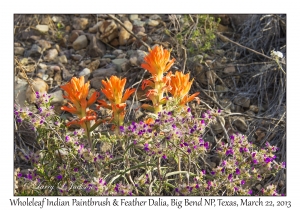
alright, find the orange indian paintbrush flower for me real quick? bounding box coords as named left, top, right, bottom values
left=98, top=75, right=135, bottom=127
left=141, top=45, right=175, bottom=114
left=169, top=71, right=200, bottom=107
left=141, top=45, right=175, bottom=81
left=61, top=76, right=99, bottom=121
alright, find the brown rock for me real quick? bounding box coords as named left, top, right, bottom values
left=44, top=49, right=58, bottom=62
left=90, top=77, right=105, bottom=90
left=53, top=70, right=62, bottom=86
left=211, top=116, right=225, bottom=134
left=62, top=68, right=74, bottom=81
left=88, top=21, right=102, bottom=33
left=249, top=105, right=259, bottom=113
left=87, top=59, right=100, bottom=72
left=25, top=78, right=49, bottom=104
left=35, top=39, right=52, bottom=50
left=224, top=64, right=236, bottom=74
left=97, top=20, right=118, bottom=43
left=233, top=96, right=250, bottom=108
left=86, top=34, right=106, bottom=57
left=119, top=20, right=133, bottom=45
left=72, top=17, right=89, bottom=30
left=233, top=117, right=247, bottom=132
left=73, top=35, right=88, bottom=50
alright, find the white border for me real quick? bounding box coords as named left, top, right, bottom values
left=3, top=0, right=298, bottom=209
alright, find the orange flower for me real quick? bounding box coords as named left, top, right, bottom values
left=98, top=76, right=135, bottom=127
left=101, top=76, right=135, bottom=104
left=141, top=45, right=175, bottom=80
left=61, top=76, right=99, bottom=119
left=169, top=71, right=200, bottom=107
left=144, top=118, right=155, bottom=125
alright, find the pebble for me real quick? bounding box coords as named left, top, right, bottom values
left=86, top=34, right=106, bottom=57
left=119, top=20, right=133, bottom=45
left=90, top=77, right=105, bottom=89
left=36, top=25, right=49, bottom=33
left=52, top=16, right=63, bottom=23
left=132, top=19, right=145, bottom=27
left=79, top=68, right=91, bottom=77
left=112, top=58, right=129, bottom=72
left=25, top=78, right=49, bottom=104
left=25, top=44, right=42, bottom=57
left=38, top=63, right=48, bottom=70
left=146, top=19, right=160, bottom=27
left=35, top=39, right=52, bottom=50
left=73, top=35, right=88, bottom=50
left=57, top=55, right=68, bottom=64
left=72, top=17, right=89, bottom=30
left=224, top=64, right=236, bottom=74
left=49, top=90, right=65, bottom=104
left=129, top=15, right=139, bottom=21
left=44, top=49, right=58, bottom=62
left=14, top=47, right=25, bottom=55
left=71, top=54, right=82, bottom=61
left=93, top=67, right=118, bottom=78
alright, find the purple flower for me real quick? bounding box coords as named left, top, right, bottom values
left=226, top=148, right=234, bottom=156
left=222, top=160, right=227, bottom=166
left=235, top=168, right=240, bottom=175
left=204, top=142, right=209, bottom=150
left=234, top=186, right=239, bottom=191
left=221, top=167, right=225, bottom=174
left=201, top=169, right=206, bottom=175
left=211, top=171, right=216, bottom=175
left=57, top=175, right=62, bottom=180
left=144, top=143, right=149, bottom=151
left=241, top=180, right=245, bottom=185
left=187, top=108, right=191, bottom=112
left=17, top=173, right=22, bottom=178
left=119, top=126, right=124, bottom=133
left=248, top=189, right=253, bottom=195
left=252, top=159, right=258, bottom=164
left=65, top=136, right=70, bottom=142
left=228, top=174, right=233, bottom=181
left=74, top=168, right=78, bottom=172
left=252, top=152, right=256, bottom=157
left=264, top=157, right=271, bottom=163
left=281, top=162, right=286, bottom=168
left=230, top=135, right=235, bottom=140
left=162, top=154, right=167, bottom=159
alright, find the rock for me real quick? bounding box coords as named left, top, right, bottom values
left=112, top=58, right=129, bottom=72
left=14, top=78, right=28, bottom=107
left=49, top=90, right=65, bottom=104
left=56, top=55, right=68, bottom=64
left=87, top=60, right=100, bottom=71
left=35, top=39, right=52, bottom=50
left=73, top=35, right=88, bottom=50
left=69, top=30, right=80, bottom=43
left=211, top=116, right=225, bottom=134
left=25, top=78, right=49, bottom=104
left=38, top=63, right=48, bottom=70
left=93, top=67, right=118, bottom=78
left=36, top=25, right=49, bottom=33
left=129, top=15, right=139, bottom=21
left=129, top=50, right=146, bottom=66
left=112, top=49, right=123, bottom=56
left=146, top=19, right=160, bottom=27
left=224, top=64, right=236, bottom=74
left=119, top=20, right=133, bottom=46
left=249, top=105, right=259, bottom=113
left=53, top=70, right=62, bottom=85
left=71, top=54, right=82, bottom=61
left=90, top=77, right=104, bottom=89
left=14, top=47, right=25, bottom=55
left=72, top=17, right=89, bottom=30
left=86, top=34, right=106, bottom=57
left=62, top=68, right=74, bottom=81
left=79, top=68, right=91, bottom=77
left=88, top=21, right=102, bottom=33
left=25, top=44, right=42, bottom=57
left=219, top=98, right=233, bottom=112
left=132, top=25, right=145, bottom=34
left=216, top=85, right=229, bottom=92
left=52, top=16, right=63, bottom=23
left=233, top=117, right=247, bottom=133
left=133, top=19, right=146, bottom=27
left=255, top=129, right=266, bottom=142
left=233, top=96, right=250, bottom=108
left=44, top=49, right=58, bottom=62
left=97, top=20, right=118, bottom=43
left=20, top=58, right=28, bottom=65
left=47, top=65, right=60, bottom=77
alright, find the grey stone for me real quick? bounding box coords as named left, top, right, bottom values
left=146, top=19, right=160, bottom=27
left=57, top=55, right=68, bottom=64
left=90, top=77, right=104, bottom=89
left=86, top=34, right=106, bottom=57
left=49, top=90, right=64, bottom=104
left=72, top=17, right=89, bottom=30
left=93, top=67, right=118, bottom=78
left=44, top=49, right=58, bottom=62
left=36, top=25, right=49, bottom=33
left=73, top=35, right=88, bottom=51
left=129, top=15, right=139, bottom=21
left=112, top=58, right=128, bottom=72
left=25, top=44, right=42, bottom=57
left=132, top=19, right=145, bottom=27
left=79, top=68, right=91, bottom=77
left=14, top=47, right=25, bottom=55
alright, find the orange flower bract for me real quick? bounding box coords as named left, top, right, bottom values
left=141, top=45, right=175, bottom=80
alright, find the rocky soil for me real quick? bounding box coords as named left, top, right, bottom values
left=14, top=14, right=286, bottom=194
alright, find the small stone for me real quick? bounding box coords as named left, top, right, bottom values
left=211, top=116, right=225, bottom=134
left=132, top=19, right=145, bottom=27
left=97, top=20, right=118, bottom=43
left=53, top=70, right=62, bottom=85
left=72, top=17, right=89, bottom=30
left=129, top=15, right=139, bottom=21
left=112, top=49, right=123, bottom=56
left=25, top=78, right=49, bottom=104
left=233, top=117, right=247, bottom=133
left=216, top=85, right=229, bottom=92
left=79, top=68, right=91, bottom=77
left=14, top=47, right=25, bottom=55
left=73, top=35, right=88, bottom=50
left=20, top=58, right=28, bottom=65
left=87, top=60, right=100, bottom=72
left=93, top=67, right=118, bottom=78
left=233, top=96, right=250, bottom=108
left=57, top=55, right=68, bottom=64
left=249, top=105, right=259, bottom=113
left=86, top=34, right=106, bottom=57
left=25, top=44, right=42, bottom=57
left=149, top=15, right=162, bottom=20
left=119, top=20, right=133, bottom=46
left=52, top=16, right=63, bottom=23
left=35, top=39, right=52, bottom=50
left=90, top=77, right=105, bottom=89
left=112, top=58, right=129, bottom=72
left=44, top=49, right=58, bottom=62
left=36, top=25, right=49, bottom=33
left=69, top=31, right=80, bottom=43
left=256, top=184, right=262, bottom=191
left=49, top=90, right=64, bottom=104
left=71, top=54, right=82, bottom=61
left=38, top=63, right=48, bottom=70
left=255, top=129, right=266, bottom=142
left=224, top=64, right=236, bottom=74
left=132, top=25, right=145, bottom=34
left=146, top=19, right=160, bottom=27
left=62, top=68, right=74, bottom=81
left=88, top=21, right=102, bottom=33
